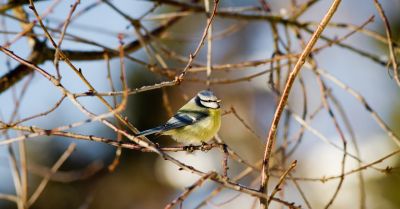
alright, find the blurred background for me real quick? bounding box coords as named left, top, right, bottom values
left=0, top=0, right=400, bottom=208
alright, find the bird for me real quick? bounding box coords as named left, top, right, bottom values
left=136, top=90, right=221, bottom=145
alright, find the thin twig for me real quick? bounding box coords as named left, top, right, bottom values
left=268, top=160, right=297, bottom=204
left=260, top=1, right=342, bottom=208
left=164, top=172, right=217, bottom=209
left=176, top=0, right=220, bottom=82
left=372, top=0, right=399, bottom=86
left=27, top=143, right=77, bottom=206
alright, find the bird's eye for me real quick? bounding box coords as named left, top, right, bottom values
left=201, top=99, right=217, bottom=102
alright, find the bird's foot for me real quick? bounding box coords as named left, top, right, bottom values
left=183, top=144, right=195, bottom=153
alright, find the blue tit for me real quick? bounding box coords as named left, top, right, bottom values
left=136, top=90, right=221, bottom=144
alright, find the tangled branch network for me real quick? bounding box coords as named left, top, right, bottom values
left=0, top=0, right=399, bottom=209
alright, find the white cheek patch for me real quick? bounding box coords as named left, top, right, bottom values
left=200, top=100, right=219, bottom=109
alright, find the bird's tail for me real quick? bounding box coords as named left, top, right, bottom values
left=136, top=126, right=164, bottom=137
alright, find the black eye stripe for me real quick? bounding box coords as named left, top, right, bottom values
left=199, top=98, right=217, bottom=102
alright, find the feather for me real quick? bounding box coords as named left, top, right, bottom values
left=161, top=111, right=208, bottom=131
left=136, top=110, right=208, bottom=136
left=136, top=125, right=165, bottom=136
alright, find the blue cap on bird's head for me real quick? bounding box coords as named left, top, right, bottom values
left=196, top=90, right=221, bottom=109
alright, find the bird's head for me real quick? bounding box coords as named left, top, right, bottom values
left=196, top=90, right=221, bottom=109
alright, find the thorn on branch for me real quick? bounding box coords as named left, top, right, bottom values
left=131, top=19, right=141, bottom=28
left=183, top=145, right=196, bottom=153
left=384, top=166, right=392, bottom=174
left=174, top=75, right=183, bottom=85
left=44, top=129, right=52, bottom=136
left=154, top=143, right=160, bottom=148
left=84, top=89, right=95, bottom=96
left=258, top=0, right=271, bottom=12
left=118, top=33, right=125, bottom=45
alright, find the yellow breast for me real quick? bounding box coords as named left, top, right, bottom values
left=163, top=108, right=221, bottom=144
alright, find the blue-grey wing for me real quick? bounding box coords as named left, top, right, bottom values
left=161, top=111, right=208, bottom=131
left=137, top=111, right=208, bottom=136
left=136, top=126, right=165, bottom=136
